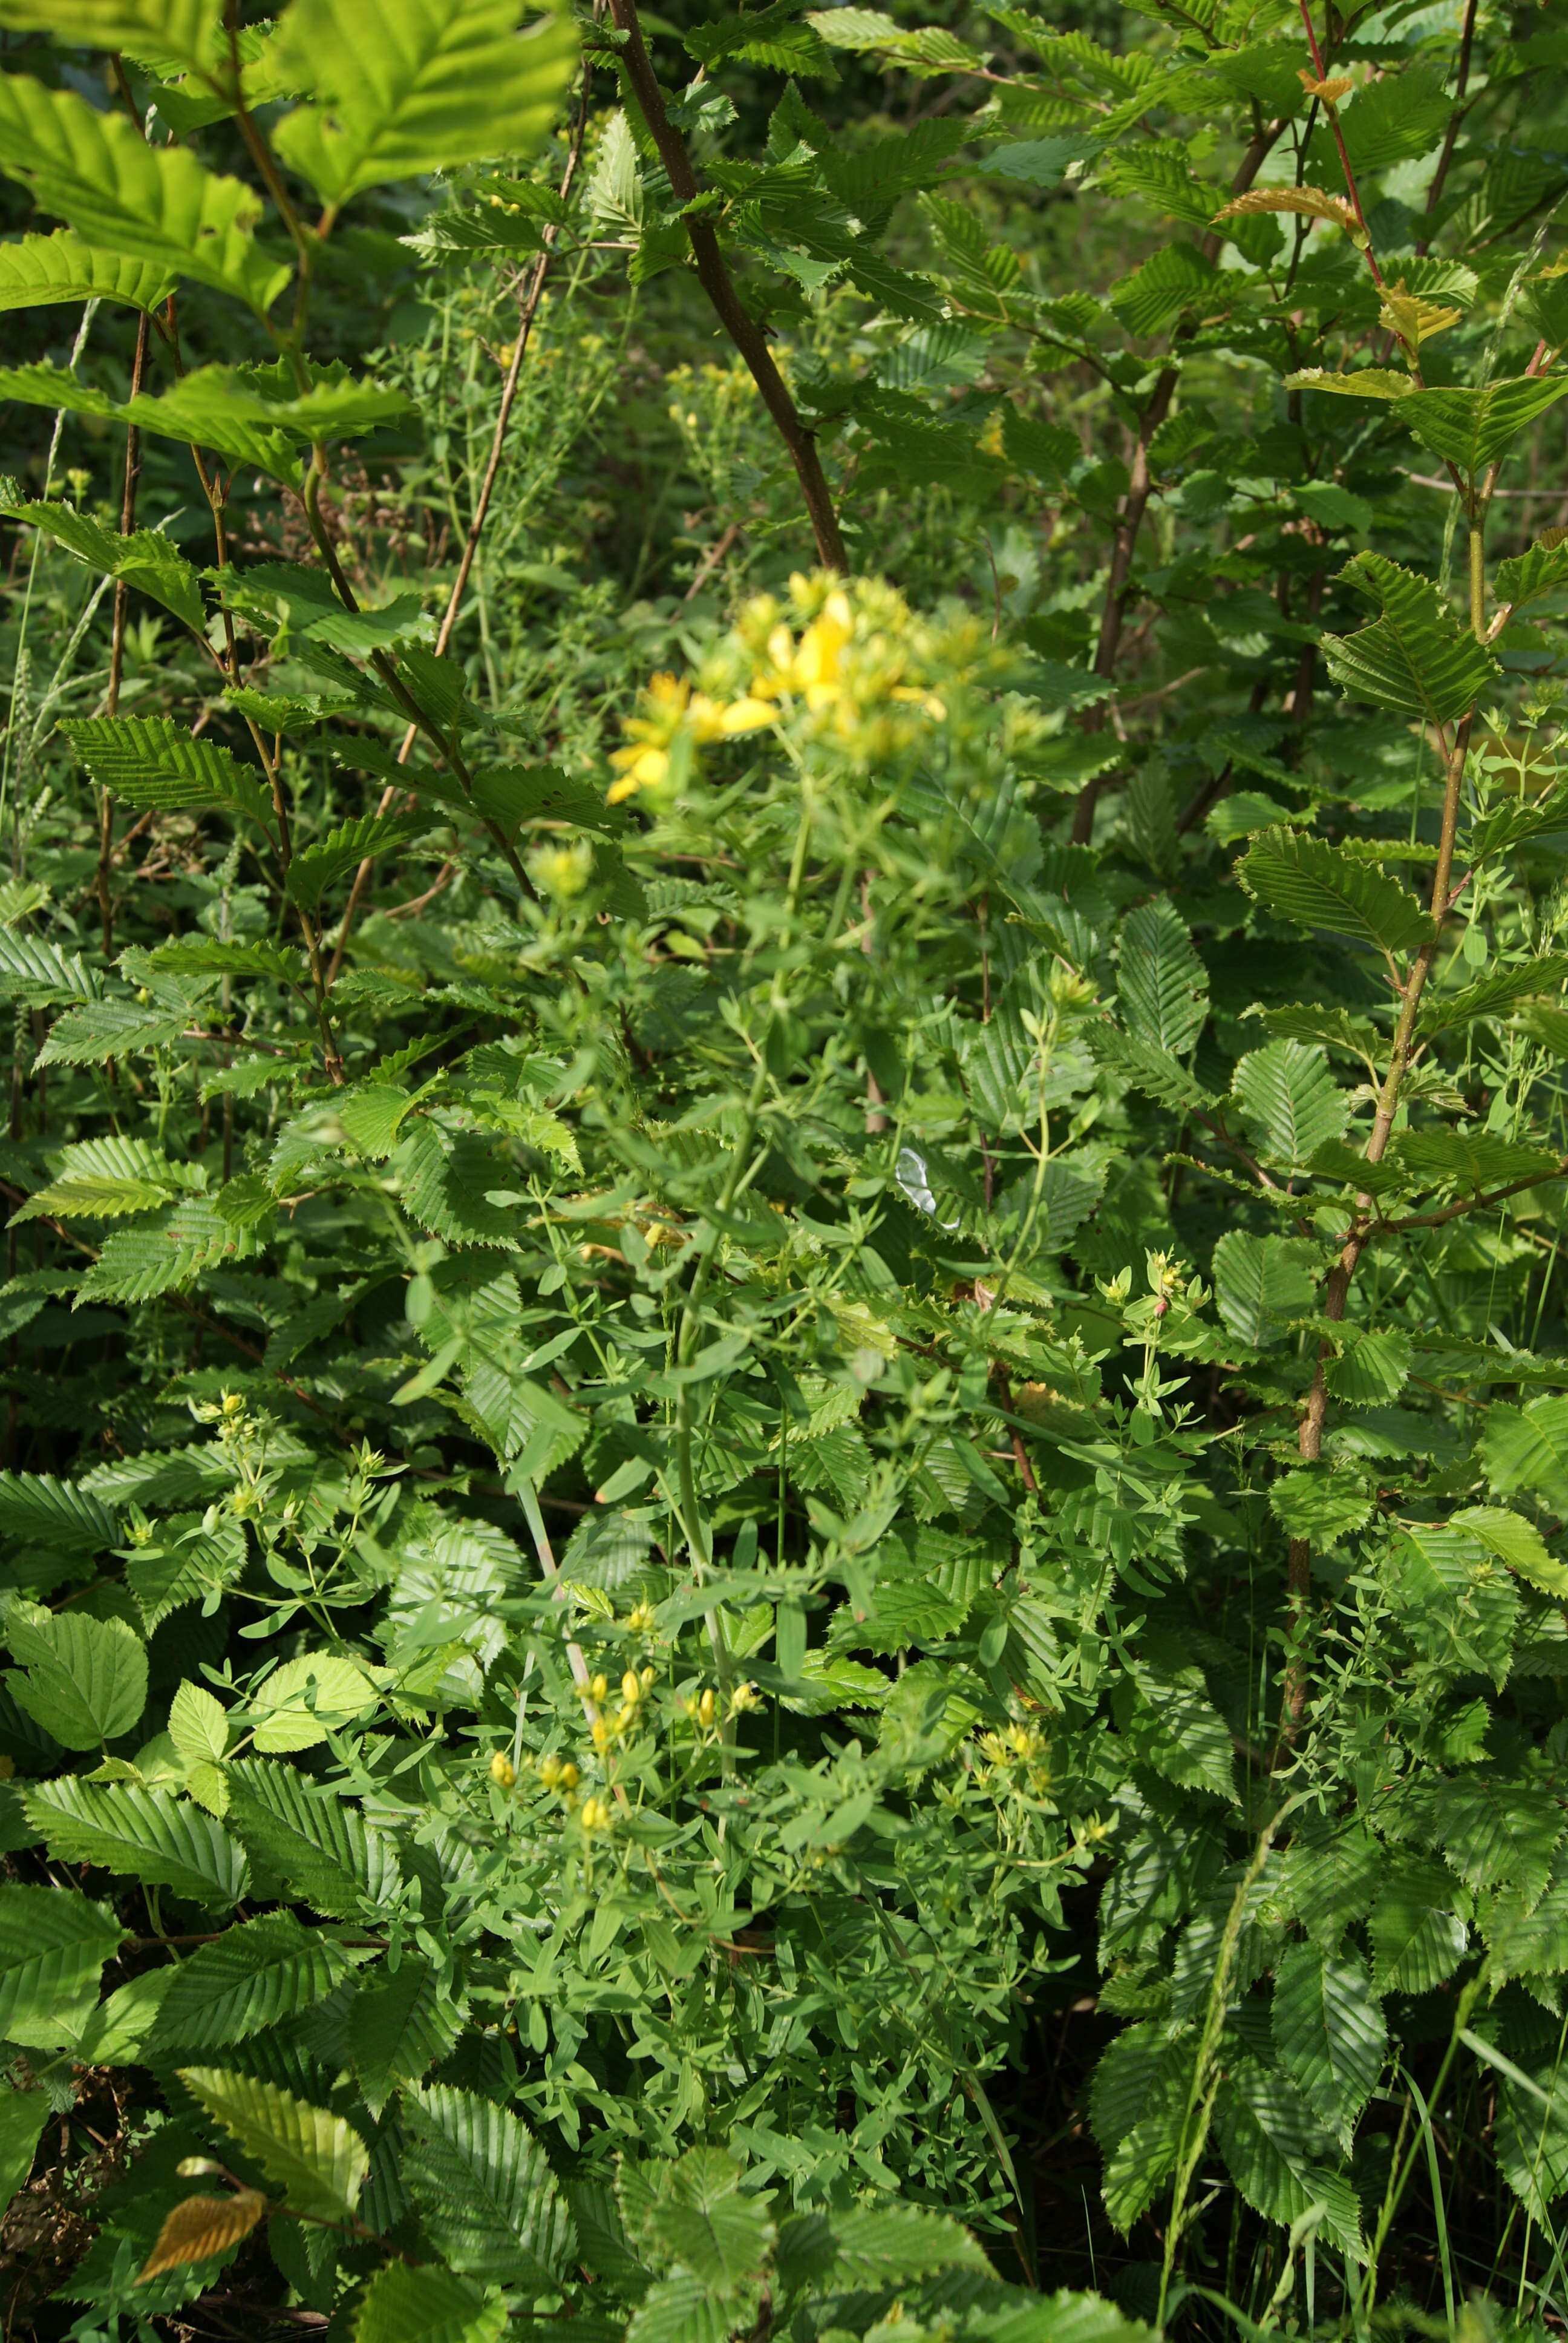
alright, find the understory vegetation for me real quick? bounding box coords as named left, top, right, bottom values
left=0, top=0, right=1563, bottom=2330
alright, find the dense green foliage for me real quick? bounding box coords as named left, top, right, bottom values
left=0, top=0, right=1564, bottom=2330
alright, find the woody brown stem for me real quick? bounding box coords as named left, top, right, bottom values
left=326, top=73, right=593, bottom=986
left=98, top=305, right=151, bottom=955
left=1070, top=118, right=1281, bottom=845
left=1278, top=709, right=1473, bottom=1748
left=605, top=0, right=846, bottom=571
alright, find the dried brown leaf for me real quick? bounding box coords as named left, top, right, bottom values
left=137, top=2188, right=267, bottom=2282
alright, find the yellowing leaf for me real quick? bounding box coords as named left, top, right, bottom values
left=250, top=1653, right=375, bottom=1752
left=138, top=2187, right=267, bottom=2281
left=1213, top=186, right=1362, bottom=241
left=1379, top=280, right=1462, bottom=349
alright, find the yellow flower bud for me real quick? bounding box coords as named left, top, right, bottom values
left=640, top=1666, right=656, bottom=1693
left=489, top=1751, right=516, bottom=1789
left=538, top=1754, right=563, bottom=1788
left=560, top=1762, right=580, bottom=1789
left=590, top=1674, right=609, bottom=1703
left=697, top=1688, right=717, bottom=1729
left=591, top=1717, right=610, bottom=1752
left=621, top=1670, right=642, bottom=1706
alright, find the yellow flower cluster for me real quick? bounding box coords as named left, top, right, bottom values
left=607, top=673, right=777, bottom=804
left=607, top=573, right=966, bottom=805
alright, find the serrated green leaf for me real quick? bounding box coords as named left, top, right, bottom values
left=0, top=1469, right=117, bottom=1547
left=1422, top=955, right=1568, bottom=1034
left=0, top=500, right=203, bottom=631
left=1238, top=828, right=1434, bottom=955
left=148, top=1913, right=351, bottom=2051
left=225, top=1756, right=397, bottom=1920
left=0, top=2089, right=47, bottom=2215
left=1269, top=1469, right=1373, bottom=1545
left=35, top=1001, right=191, bottom=1067
left=272, top=0, right=578, bottom=205
left=0, top=0, right=224, bottom=73
left=286, top=810, right=439, bottom=903
left=1117, top=896, right=1207, bottom=1057
left=1272, top=1940, right=1385, bottom=2144
left=0, top=227, right=175, bottom=314
left=5, top=1601, right=146, bottom=1749
left=1322, top=553, right=1500, bottom=724
left=1232, top=1040, right=1348, bottom=1173
left=25, top=1778, right=248, bottom=1905
left=1214, top=2059, right=1363, bottom=2257
left=0, top=927, right=99, bottom=1008
left=1118, top=1660, right=1235, bottom=1801
left=1452, top=1504, right=1568, bottom=1597
left=19, top=1135, right=191, bottom=1219
left=354, top=2261, right=506, bottom=2343
left=1482, top=1395, right=1568, bottom=1513
left=1370, top=1856, right=1467, bottom=1991
left=59, top=716, right=273, bottom=825
left=0, top=74, right=289, bottom=314
left=403, top=2084, right=577, bottom=2286
left=1399, top=376, right=1568, bottom=481
left=76, top=1199, right=269, bottom=1303
left=1325, top=1327, right=1411, bottom=1406
left=0, top=1884, right=125, bottom=2050
left=181, top=2066, right=368, bottom=2217
left=1211, top=1230, right=1318, bottom=1349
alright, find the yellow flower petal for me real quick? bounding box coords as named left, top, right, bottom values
left=717, top=697, right=779, bottom=734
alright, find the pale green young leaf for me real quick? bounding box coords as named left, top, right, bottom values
left=168, top=1680, right=230, bottom=1764
left=0, top=77, right=290, bottom=314
left=24, top=1779, right=249, bottom=1905
left=1271, top=1940, right=1385, bottom=2145
left=1451, top=1505, right=1568, bottom=1596
left=250, top=1652, right=376, bottom=1752
left=354, top=2261, right=506, bottom=2343
left=0, top=0, right=224, bottom=73
left=272, top=0, right=579, bottom=205
left=0, top=1884, right=125, bottom=2049
left=180, top=2066, right=369, bottom=2218
left=12, top=1135, right=188, bottom=1221
left=403, top=2083, right=578, bottom=2286
left=0, top=228, right=175, bottom=314
left=5, top=1602, right=147, bottom=1749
